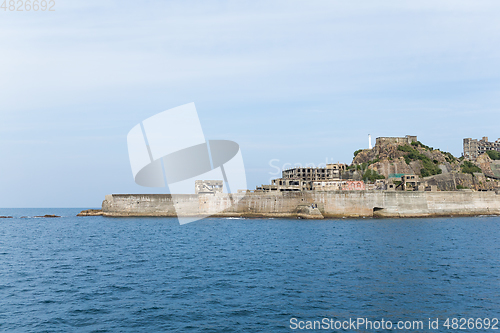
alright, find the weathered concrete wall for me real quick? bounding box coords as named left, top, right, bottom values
left=102, top=191, right=500, bottom=219
left=103, top=194, right=197, bottom=216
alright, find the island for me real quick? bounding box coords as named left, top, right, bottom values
left=80, top=135, right=500, bottom=219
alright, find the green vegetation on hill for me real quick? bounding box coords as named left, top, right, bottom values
left=397, top=144, right=442, bottom=177
left=353, top=149, right=363, bottom=157
left=410, top=141, right=456, bottom=163
left=486, top=150, right=500, bottom=160
left=461, top=161, right=482, bottom=175
left=362, top=169, right=385, bottom=182
left=411, top=141, right=433, bottom=151
left=442, top=151, right=457, bottom=163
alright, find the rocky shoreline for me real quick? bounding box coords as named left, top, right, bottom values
left=77, top=209, right=103, bottom=216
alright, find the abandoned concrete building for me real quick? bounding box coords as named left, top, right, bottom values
left=256, top=164, right=361, bottom=193
left=255, top=179, right=310, bottom=192
left=282, top=163, right=347, bottom=181
left=391, top=174, right=437, bottom=192
left=255, top=170, right=439, bottom=193
left=463, top=137, right=500, bottom=160
left=397, top=175, right=419, bottom=191
left=376, top=135, right=417, bottom=146
left=312, top=180, right=365, bottom=191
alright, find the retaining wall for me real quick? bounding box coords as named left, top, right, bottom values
left=102, top=191, right=500, bottom=218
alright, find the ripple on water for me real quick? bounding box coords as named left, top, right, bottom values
left=0, top=212, right=498, bottom=332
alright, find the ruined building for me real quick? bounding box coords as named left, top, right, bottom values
left=282, top=163, right=347, bottom=181
left=195, top=180, right=223, bottom=194
left=463, top=137, right=500, bottom=160
left=375, top=135, right=417, bottom=146
left=256, top=163, right=361, bottom=192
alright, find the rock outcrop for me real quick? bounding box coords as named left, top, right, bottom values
left=77, top=209, right=103, bottom=216
left=476, top=153, right=500, bottom=180
left=424, top=173, right=473, bottom=191
left=353, top=140, right=466, bottom=180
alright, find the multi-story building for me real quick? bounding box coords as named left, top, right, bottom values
left=256, top=164, right=354, bottom=192
left=463, top=137, right=500, bottom=160
left=281, top=163, right=347, bottom=181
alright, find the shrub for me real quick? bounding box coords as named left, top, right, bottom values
left=461, top=161, right=482, bottom=175
left=398, top=145, right=414, bottom=153
left=411, top=141, right=433, bottom=150
left=486, top=150, right=500, bottom=160
left=399, top=145, right=442, bottom=176
left=421, top=169, right=430, bottom=177
left=443, top=152, right=457, bottom=163
left=421, top=160, right=442, bottom=176
left=354, top=149, right=363, bottom=157
left=362, top=169, right=385, bottom=182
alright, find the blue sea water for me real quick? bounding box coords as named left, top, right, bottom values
left=0, top=209, right=499, bottom=332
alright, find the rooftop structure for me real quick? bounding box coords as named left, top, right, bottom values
left=375, top=135, right=417, bottom=147
left=463, top=137, right=500, bottom=160
left=195, top=180, right=223, bottom=194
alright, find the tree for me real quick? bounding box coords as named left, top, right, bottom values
left=362, top=169, right=385, bottom=182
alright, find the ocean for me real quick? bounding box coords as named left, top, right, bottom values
left=0, top=209, right=499, bottom=332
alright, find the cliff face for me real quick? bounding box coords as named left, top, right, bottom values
left=352, top=141, right=403, bottom=164
left=425, top=173, right=473, bottom=191
left=368, top=158, right=415, bottom=178
left=476, top=153, right=500, bottom=180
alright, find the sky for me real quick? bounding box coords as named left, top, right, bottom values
left=1, top=0, right=500, bottom=207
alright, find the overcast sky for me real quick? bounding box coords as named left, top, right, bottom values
left=1, top=0, right=500, bottom=207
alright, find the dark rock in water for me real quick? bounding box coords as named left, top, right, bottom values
left=77, top=209, right=103, bottom=216
left=0, top=216, right=13, bottom=218
left=34, top=215, right=61, bottom=218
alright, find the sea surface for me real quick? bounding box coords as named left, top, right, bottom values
left=0, top=209, right=499, bottom=332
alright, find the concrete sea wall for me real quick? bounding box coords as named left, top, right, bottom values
left=101, top=191, right=500, bottom=219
